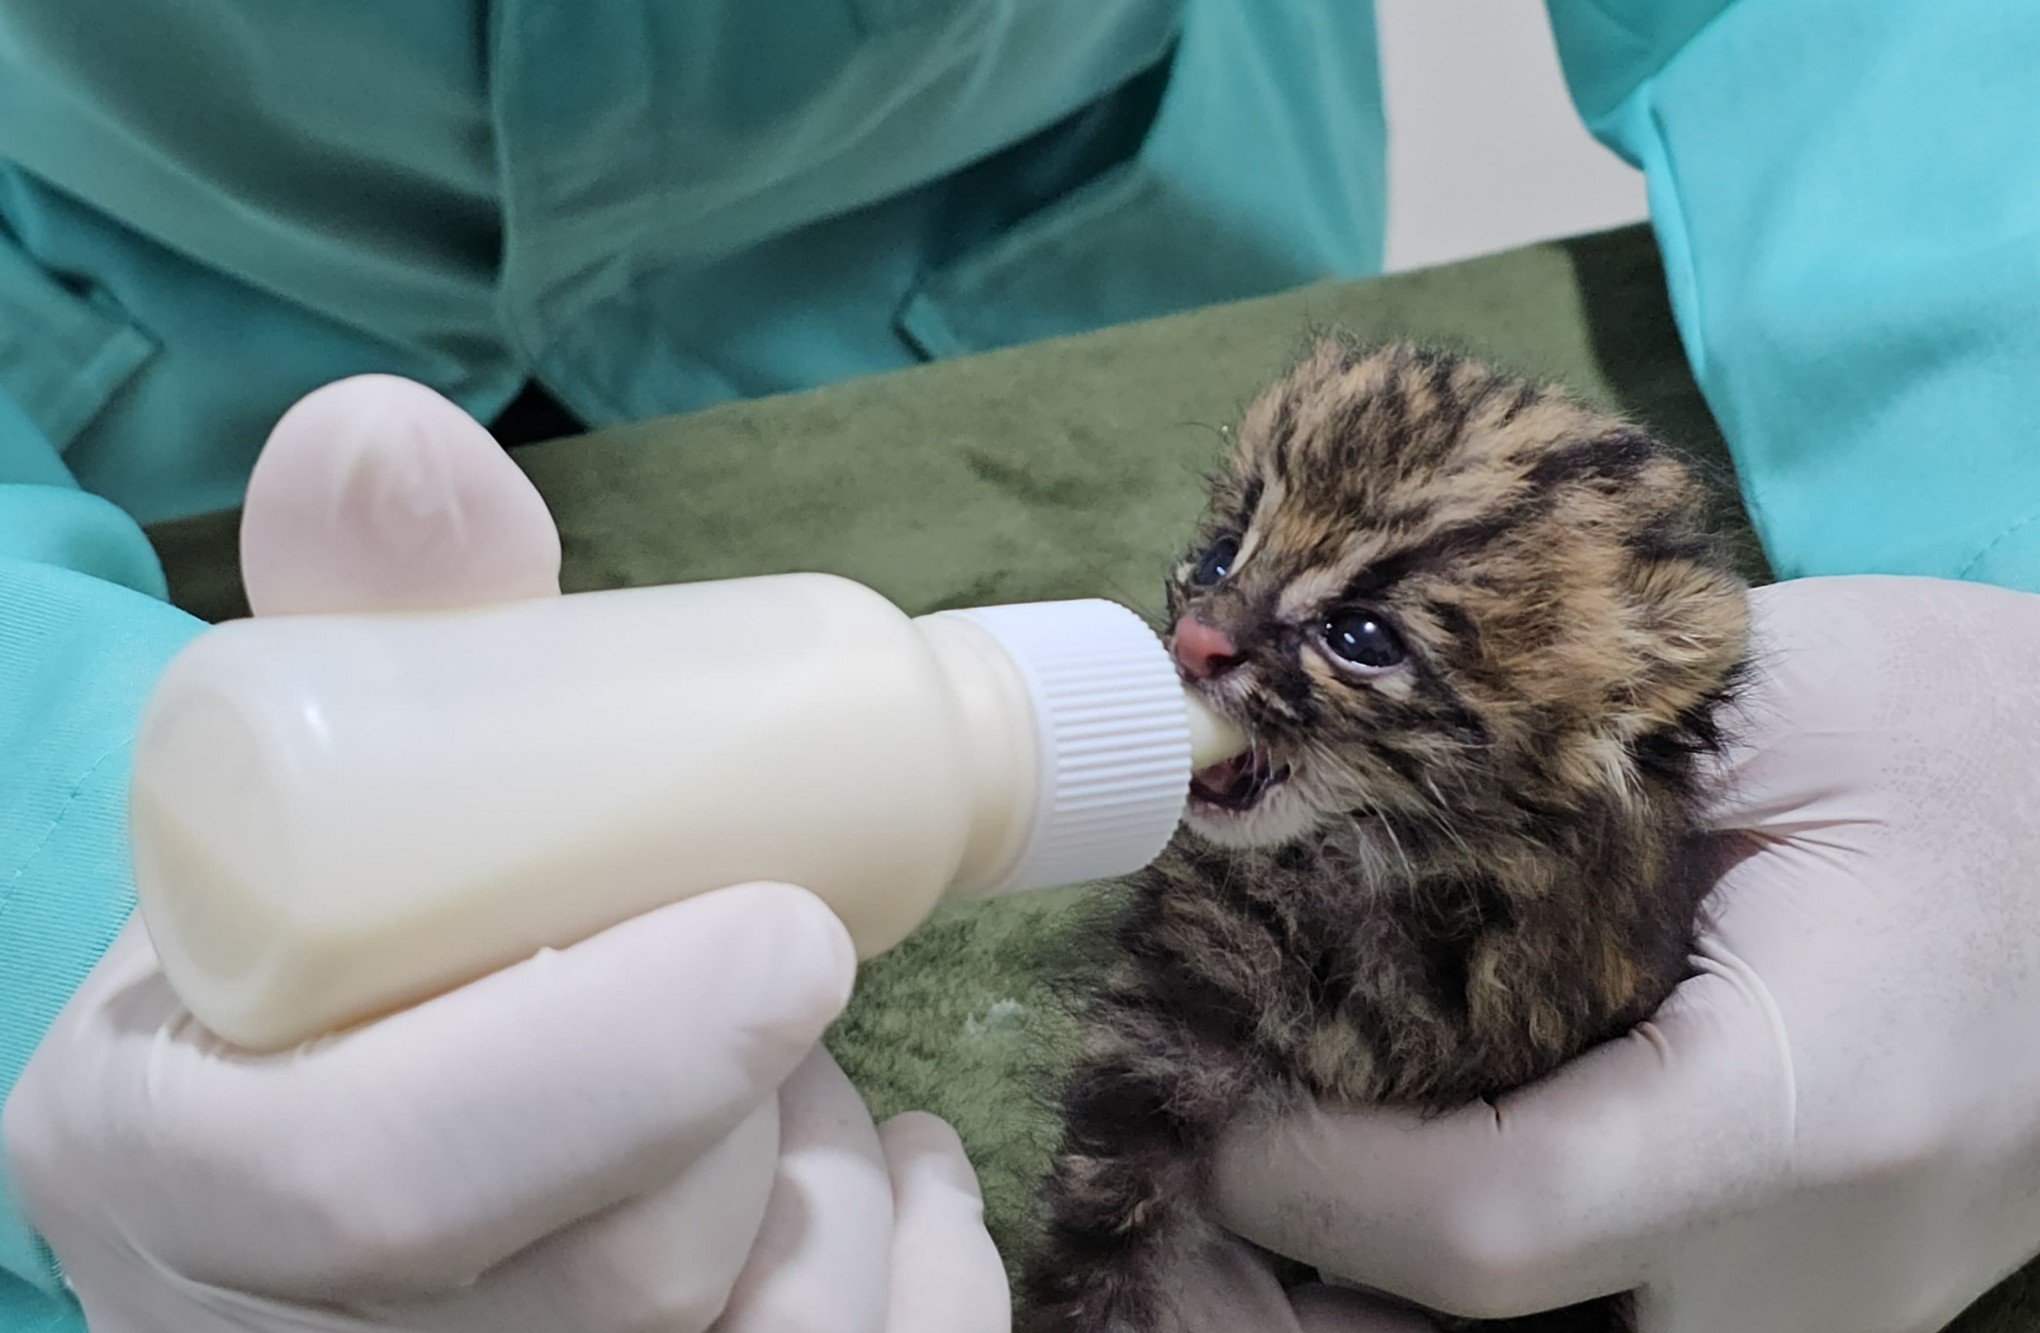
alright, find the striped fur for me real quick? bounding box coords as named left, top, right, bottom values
left=1024, top=341, right=1749, bottom=1333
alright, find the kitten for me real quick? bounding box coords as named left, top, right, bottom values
left=1023, top=339, right=1750, bottom=1333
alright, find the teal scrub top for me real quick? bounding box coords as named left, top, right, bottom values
left=0, top=1, right=1388, bottom=1322
left=10, top=0, right=2040, bottom=1325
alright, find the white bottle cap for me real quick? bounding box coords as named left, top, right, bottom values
left=934, top=599, right=1191, bottom=897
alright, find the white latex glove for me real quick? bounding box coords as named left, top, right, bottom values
left=1205, top=576, right=2040, bottom=1333
left=3, top=375, right=1009, bottom=1333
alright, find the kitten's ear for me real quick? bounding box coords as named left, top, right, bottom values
left=1238, top=337, right=1371, bottom=457
left=1610, top=555, right=1750, bottom=738
left=1304, top=335, right=1354, bottom=371
left=1298, top=335, right=1385, bottom=385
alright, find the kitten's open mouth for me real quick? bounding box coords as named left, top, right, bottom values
left=1190, top=745, right=1290, bottom=812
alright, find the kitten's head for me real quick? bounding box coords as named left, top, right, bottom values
left=1170, top=339, right=1748, bottom=852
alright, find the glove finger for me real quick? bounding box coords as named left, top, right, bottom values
left=876, top=1112, right=1008, bottom=1333
left=69, top=1268, right=400, bottom=1333
left=241, top=374, right=561, bottom=616
left=117, top=883, right=852, bottom=1297
left=710, top=1050, right=893, bottom=1333
left=1209, top=955, right=1792, bottom=1321
left=394, top=1102, right=781, bottom=1333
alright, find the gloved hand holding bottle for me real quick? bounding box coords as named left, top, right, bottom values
left=3, top=378, right=1011, bottom=1333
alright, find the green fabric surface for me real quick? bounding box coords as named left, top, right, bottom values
left=144, top=223, right=2036, bottom=1329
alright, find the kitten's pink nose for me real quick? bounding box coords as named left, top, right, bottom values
left=1172, top=615, right=1242, bottom=679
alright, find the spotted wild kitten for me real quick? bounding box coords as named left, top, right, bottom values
left=1023, top=340, right=1751, bottom=1333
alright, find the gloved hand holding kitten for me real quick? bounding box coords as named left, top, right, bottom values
left=2, top=378, right=1010, bottom=1333
left=1206, top=575, right=2040, bottom=1333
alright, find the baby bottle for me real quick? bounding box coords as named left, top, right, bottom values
left=129, top=574, right=1245, bottom=1049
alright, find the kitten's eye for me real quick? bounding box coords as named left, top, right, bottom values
left=1321, top=610, right=1407, bottom=670
left=1190, top=536, right=1241, bottom=587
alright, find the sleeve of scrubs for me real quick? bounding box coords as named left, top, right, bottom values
left=1546, top=0, right=2040, bottom=590
left=0, top=386, right=200, bottom=1330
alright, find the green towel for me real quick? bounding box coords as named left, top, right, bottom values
left=146, top=224, right=2036, bottom=1330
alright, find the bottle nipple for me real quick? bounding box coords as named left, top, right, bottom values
left=1185, top=694, right=1249, bottom=769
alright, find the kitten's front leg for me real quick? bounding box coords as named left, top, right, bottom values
left=1022, top=984, right=1270, bottom=1333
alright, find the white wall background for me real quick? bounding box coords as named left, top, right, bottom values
left=1378, top=2, right=1648, bottom=272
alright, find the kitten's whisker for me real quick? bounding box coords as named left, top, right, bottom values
left=1413, top=778, right=1481, bottom=862
left=1409, top=798, right=1478, bottom=866
left=1372, top=806, right=1417, bottom=881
